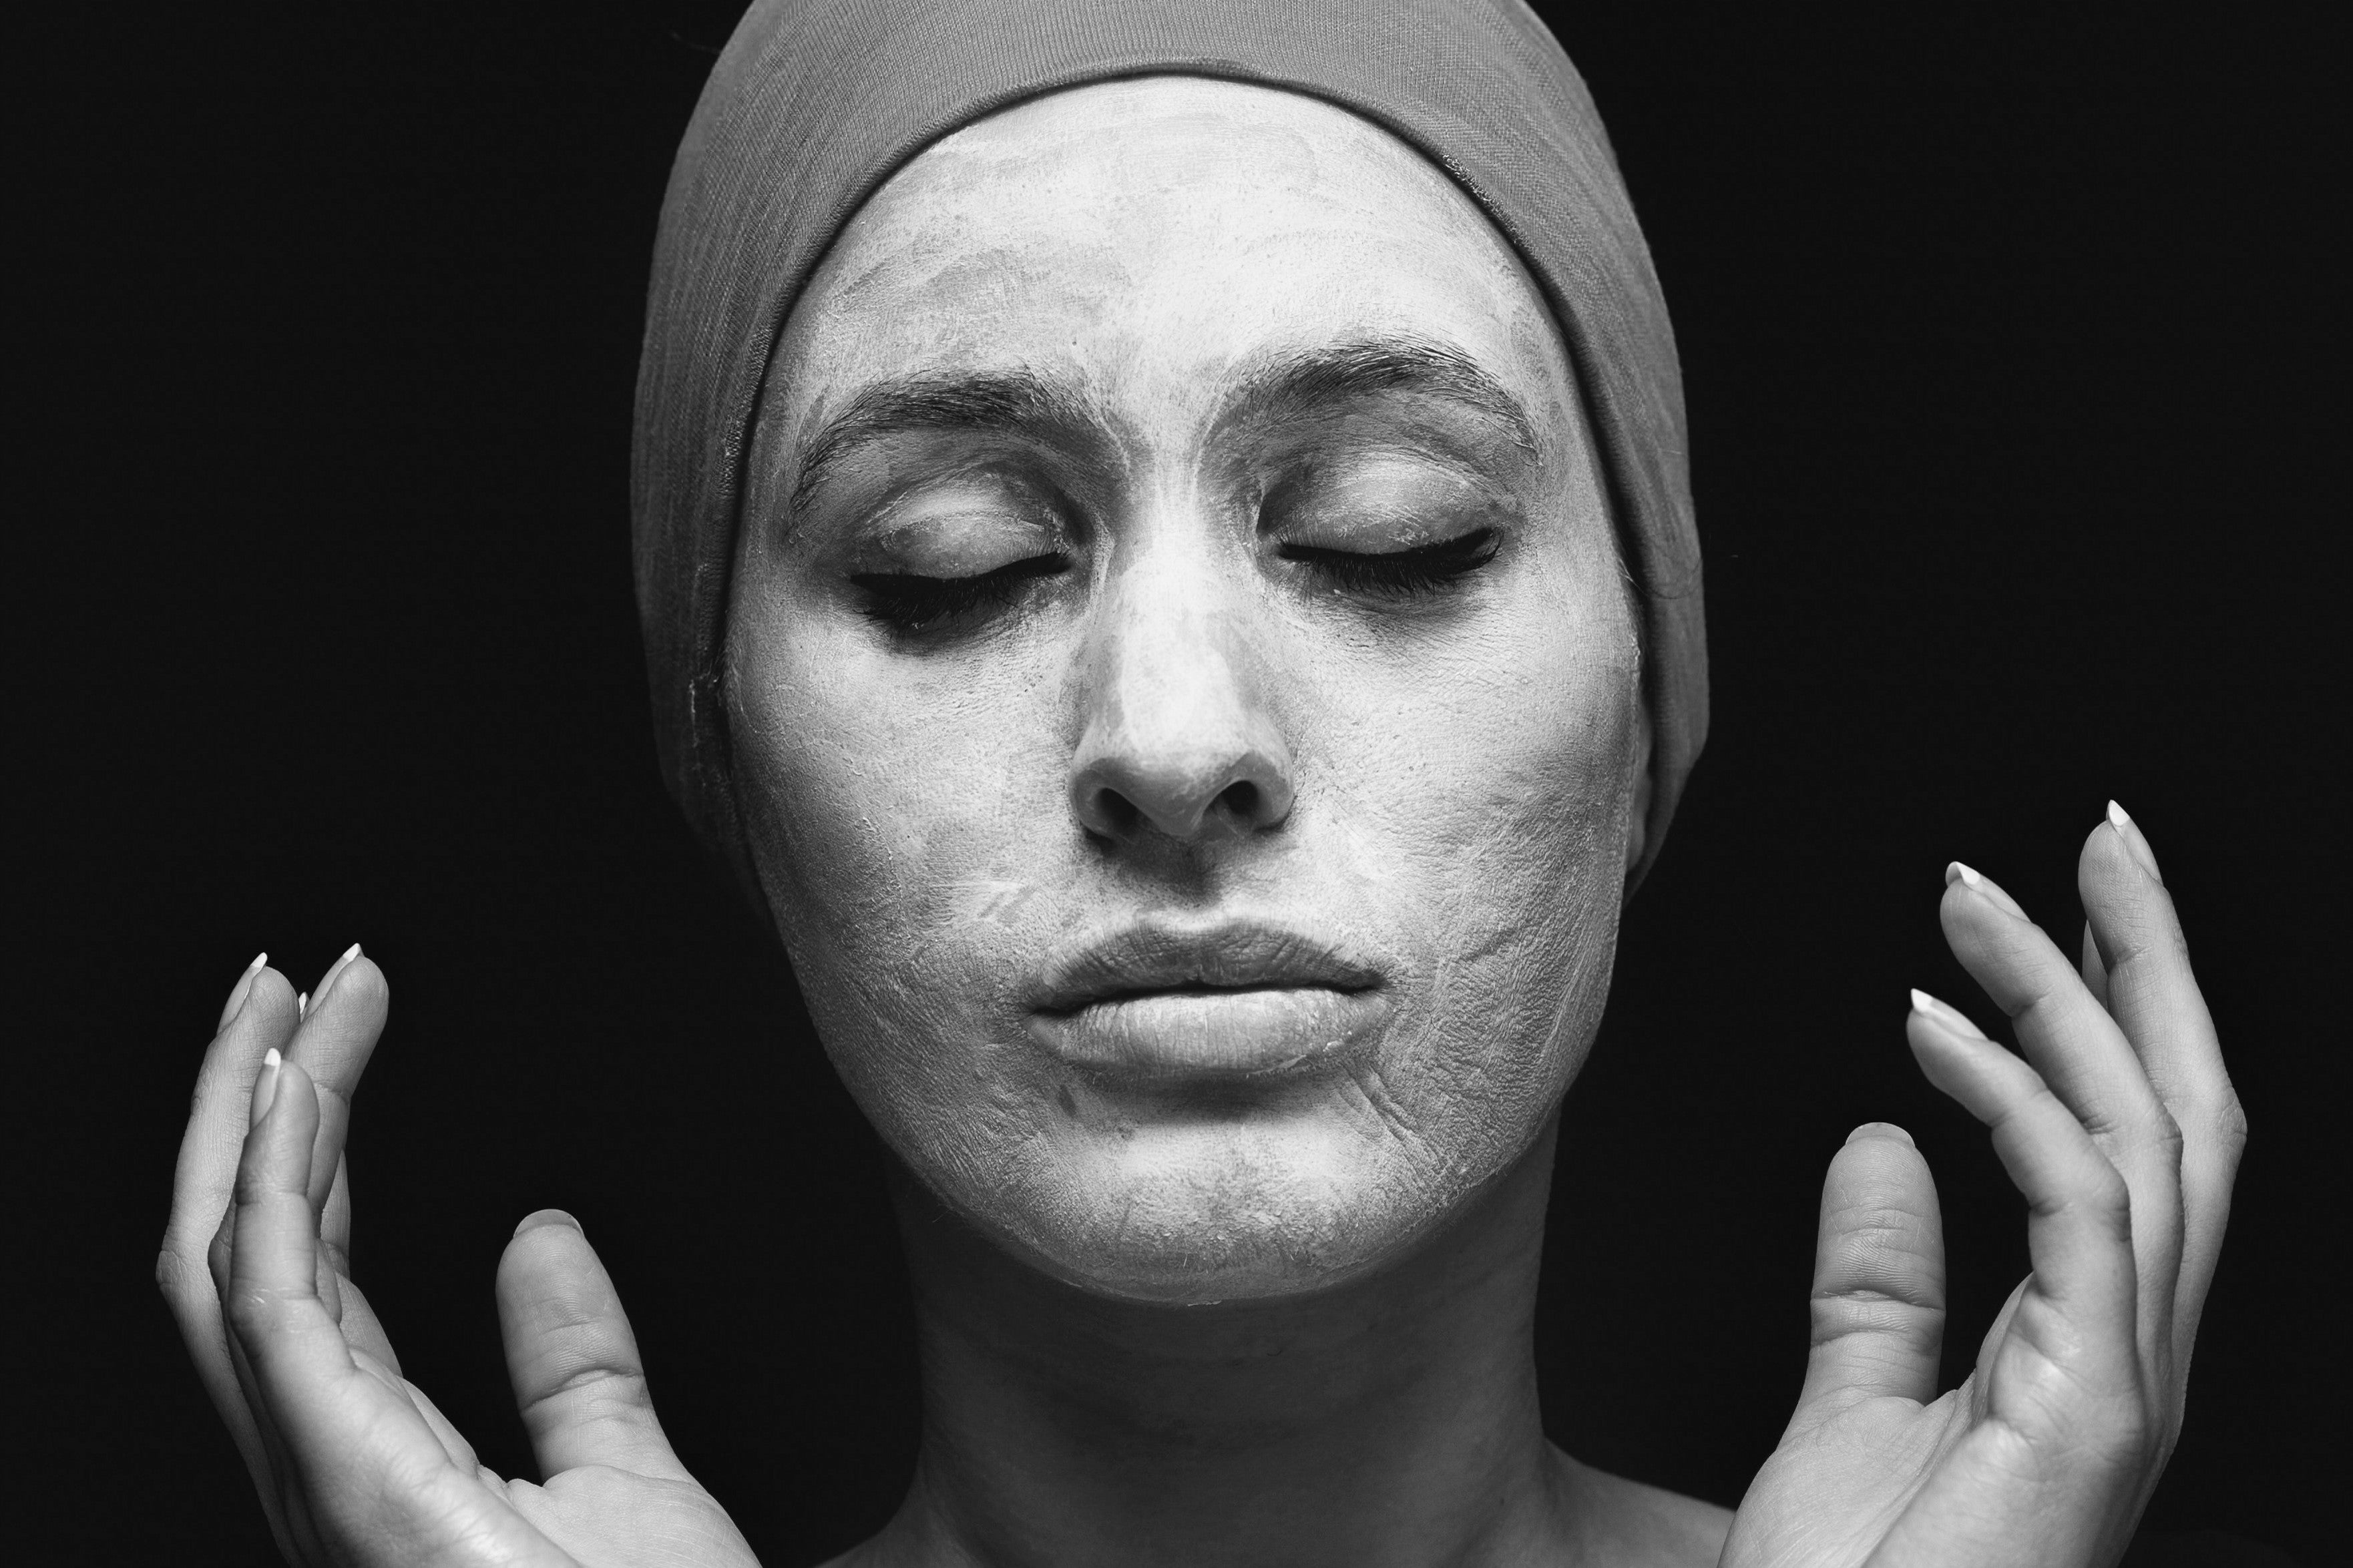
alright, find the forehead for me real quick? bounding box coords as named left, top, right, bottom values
left=769, top=76, right=1569, bottom=425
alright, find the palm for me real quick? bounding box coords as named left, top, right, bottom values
left=254, top=1297, right=749, bottom=1568
left=157, top=951, right=758, bottom=1567
left=1723, top=809, right=2241, bottom=1567
left=1732, top=1350, right=2055, bottom=1565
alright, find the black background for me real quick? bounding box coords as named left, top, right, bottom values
left=12, top=4, right=2340, bottom=1563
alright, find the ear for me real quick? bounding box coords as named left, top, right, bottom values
left=1623, top=694, right=1655, bottom=881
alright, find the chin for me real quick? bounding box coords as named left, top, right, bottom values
left=943, top=1103, right=1530, bottom=1304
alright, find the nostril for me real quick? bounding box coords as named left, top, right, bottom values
left=1216, top=780, right=1261, bottom=822
left=1085, top=787, right=1143, bottom=841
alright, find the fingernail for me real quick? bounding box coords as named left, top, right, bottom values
left=514, top=1208, right=584, bottom=1240
left=220, top=953, right=268, bottom=1027
left=251, top=1047, right=283, bottom=1127
left=2106, top=800, right=2164, bottom=884
left=1910, top=987, right=1988, bottom=1041
left=1944, top=860, right=2028, bottom=920
left=310, top=943, right=363, bottom=1013
left=296, top=991, right=309, bottom=1019
left=1846, top=1121, right=1916, bottom=1148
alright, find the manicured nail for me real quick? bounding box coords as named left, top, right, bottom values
left=2106, top=800, right=2163, bottom=884
left=251, top=1047, right=283, bottom=1127
left=1944, top=861, right=2028, bottom=920
left=513, top=1208, right=585, bottom=1240
left=310, top=943, right=363, bottom=1013
left=220, top=953, right=269, bottom=1030
left=1846, top=1121, right=1916, bottom=1148
left=1910, top=987, right=1988, bottom=1041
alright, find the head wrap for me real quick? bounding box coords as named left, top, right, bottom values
left=634, top=0, right=1706, bottom=894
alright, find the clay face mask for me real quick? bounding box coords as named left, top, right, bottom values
left=724, top=77, right=1650, bottom=1302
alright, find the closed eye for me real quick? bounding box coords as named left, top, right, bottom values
left=1278, top=528, right=1499, bottom=601
left=851, top=553, right=1071, bottom=632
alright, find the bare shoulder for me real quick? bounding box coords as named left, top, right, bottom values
left=1552, top=1448, right=1734, bottom=1568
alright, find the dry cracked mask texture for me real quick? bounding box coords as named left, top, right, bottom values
left=724, top=78, right=1649, bottom=1303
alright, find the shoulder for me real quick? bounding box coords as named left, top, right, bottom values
left=1551, top=1449, right=1733, bottom=1568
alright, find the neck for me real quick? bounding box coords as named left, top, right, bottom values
left=873, top=1117, right=1574, bottom=1568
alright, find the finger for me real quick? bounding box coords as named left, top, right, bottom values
left=2079, top=921, right=2110, bottom=1012
left=224, top=1056, right=355, bottom=1390
left=167, top=963, right=300, bottom=1286
left=1906, top=997, right=2140, bottom=1398
left=498, top=1210, right=690, bottom=1481
left=220, top=1053, right=379, bottom=1543
left=2081, top=805, right=2244, bottom=1366
left=282, top=947, right=385, bottom=1219
left=206, top=1155, right=355, bottom=1537
left=1939, top=864, right=2183, bottom=1369
left=159, top=960, right=302, bottom=1525
left=217, top=1278, right=307, bottom=1565
left=1796, top=1119, right=1946, bottom=1414
left=207, top=1161, right=307, bottom=1565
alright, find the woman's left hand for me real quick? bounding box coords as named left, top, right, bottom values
left=1721, top=804, right=2245, bottom=1567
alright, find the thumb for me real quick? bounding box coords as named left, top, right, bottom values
left=1795, top=1122, right=1948, bottom=1414
left=497, top=1211, right=690, bottom=1482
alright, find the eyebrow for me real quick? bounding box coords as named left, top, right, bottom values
left=789, top=372, right=1098, bottom=516
left=1221, top=335, right=1540, bottom=459
left=785, top=333, right=1537, bottom=516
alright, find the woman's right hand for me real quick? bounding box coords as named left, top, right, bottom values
left=156, top=951, right=759, bottom=1567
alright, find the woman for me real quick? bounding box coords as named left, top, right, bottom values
left=155, top=2, right=2243, bottom=1563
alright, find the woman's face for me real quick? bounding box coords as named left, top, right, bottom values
left=727, top=77, right=1647, bottom=1303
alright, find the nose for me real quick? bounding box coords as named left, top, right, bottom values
left=1068, top=569, right=1294, bottom=845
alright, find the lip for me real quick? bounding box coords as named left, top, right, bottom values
left=1026, top=919, right=1387, bottom=1081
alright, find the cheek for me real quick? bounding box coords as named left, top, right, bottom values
left=726, top=611, right=1068, bottom=1039
left=1300, top=587, right=1641, bottom=1129
left=1307, top=567, right=1638, bottom=901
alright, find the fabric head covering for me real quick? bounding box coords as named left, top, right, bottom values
left=634, top=0, right=1706, bottom=896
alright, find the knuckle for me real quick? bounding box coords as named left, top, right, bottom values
left=2082, top=1163, right=2132, bottom=1219
left=223, top=1286, right=279, bottom=1339
left=1824, top=1220, right=1938, bottom=1286
left=2213, top=1091, right=2250, bottom=1151
left=521, top=1362, right=653, bottom=1424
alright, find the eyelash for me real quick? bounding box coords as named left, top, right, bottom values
left=851, top=554, right=1071, bottom=632
left=850, top=527, right=1496, bottom=632
left=1278, top=528, right=1500, bottom=600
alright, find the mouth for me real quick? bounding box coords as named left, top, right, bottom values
left=1027, top=919, right=1388, bottom=1081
